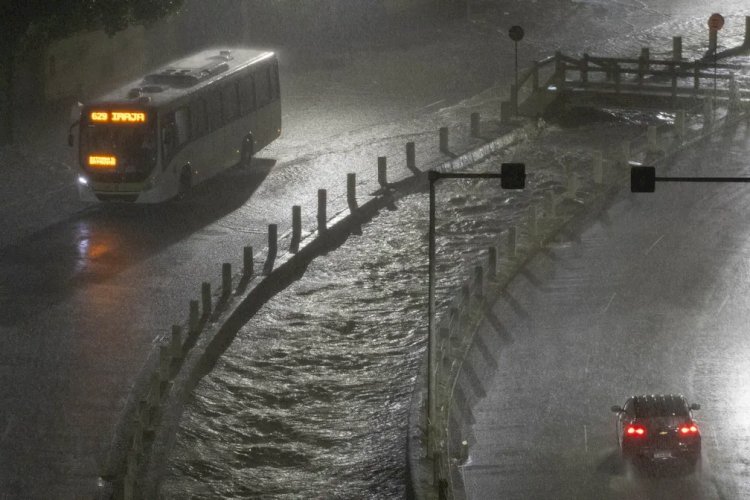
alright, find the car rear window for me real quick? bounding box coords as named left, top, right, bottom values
left=634, top=398, right=688, bottom=418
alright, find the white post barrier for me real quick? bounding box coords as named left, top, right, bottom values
left=507, top=226, right=517, bottom=258
left=170, top=325, right=182, bottom=360
left=159, top=345, right=171, bottom=383
left=487, top=247, right=497, bottom=278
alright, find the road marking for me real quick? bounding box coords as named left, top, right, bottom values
left=602, top=292, right=616, bottom=313
left=422, top=99, right=445, bottom=110
left=644, top=234, right=664, bottom=255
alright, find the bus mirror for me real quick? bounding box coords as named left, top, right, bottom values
left=70, top=101, right=83, bottom=123
left=67, top=122, right=77, bottom=147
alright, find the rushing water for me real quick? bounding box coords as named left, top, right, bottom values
left=159, top=118, right=653, bottom=498
left=160, top=3, right=750, bottom=498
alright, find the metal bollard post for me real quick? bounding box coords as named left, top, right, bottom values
left=347, top=173, right=357, bottom=212
left=487, top=247, right=497, bottom=278
left=406, top=142, right=416, bottom=171
left=673, top=36, right=682, bottom=61
left=675, top=110, right=686, bottom=141
left=243, top=246, right=254, bottom=277
left=267, top=224, right=279, bottom=261
left=708, top=30, right=717, bottom=56
left=170, top=325, right=182, bottom=359
left=470, top=112, right=480, bottom=138
left=377, top=157, right=387, bottom=187
left=507, top=226, right=517, bottom=258
left=189, top=300, right=199, bottom=334
left=201, top=282, right=211, bottom=318
left=159, top=345, right=171, bottom=382
left=291, top=207, right=301, bottom=252
left=745, top=16, right=750, bottom=47
left=317, top=189, right=327, bottom=234
left=439, top=127, right=449, bottom=153
left=729, top=77, right=740, bottom=112
left=148, top=372, right=161, bottom=407
left=222, top=262, right=232, bottom=297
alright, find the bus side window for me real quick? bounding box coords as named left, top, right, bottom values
left=161, top=114, right=176, bottom=164
left=239, top=75, right=255, bottom=115
left=222, top=84, right=239, bottom=122
left=272, top=61, right=280, bottom=99
left=207, top=91, right=222, bottom=131
left=255, top=66, right=272, bottom=108
left=190, top=98, right=208, bottom=139
left=174, top=107, right=190, bottom=145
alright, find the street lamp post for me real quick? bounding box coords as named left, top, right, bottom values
left=426, top=164, right=525, bottom=461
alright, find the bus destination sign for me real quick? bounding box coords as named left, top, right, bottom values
left=90, top=111, right=146, bottom=123
left=88, top=155, right=117, bottom=168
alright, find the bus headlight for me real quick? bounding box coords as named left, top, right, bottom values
left=78, top=175, right=89, bottom=186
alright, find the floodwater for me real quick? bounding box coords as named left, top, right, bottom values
left=160, top=3, right=749, bottom=499
left=160, top=119, right=646, bottom=498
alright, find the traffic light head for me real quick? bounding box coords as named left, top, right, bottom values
left=631, top=166, right=656, bottom=193
left=501, top=162, right=526, bottom=190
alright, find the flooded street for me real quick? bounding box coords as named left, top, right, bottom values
left=160, top=119, right=646, bottom=498
left=159, top=2, right=750, bottom=498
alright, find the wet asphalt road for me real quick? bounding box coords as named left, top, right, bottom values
left=0, top=0, right=748, bottom=497
left=464, top=125, right=750, bottom=499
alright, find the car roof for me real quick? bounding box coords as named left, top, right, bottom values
left=630, top=394, right=689, bottom=417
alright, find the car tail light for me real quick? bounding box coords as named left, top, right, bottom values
left=679, top=422, right=700, bottom=435
left=625, top=424, right=647, bottom=437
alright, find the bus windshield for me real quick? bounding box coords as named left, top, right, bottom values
left=80, top=111, right=157, bottom=181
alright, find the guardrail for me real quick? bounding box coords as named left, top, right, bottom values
left=508, top=46, right=750, bottom=120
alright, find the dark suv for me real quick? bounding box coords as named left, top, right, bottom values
left=611, top=394, right=701, bottom=468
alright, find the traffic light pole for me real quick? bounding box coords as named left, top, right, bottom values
left=631, top=166, right=750, bottom=192
left=427, top=165, right=525, bottom=461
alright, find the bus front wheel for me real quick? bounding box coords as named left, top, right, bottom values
left=241, top=135, right=254, bottom=168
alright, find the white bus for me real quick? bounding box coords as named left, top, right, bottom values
left=71, top=47, right=281, bottom=203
